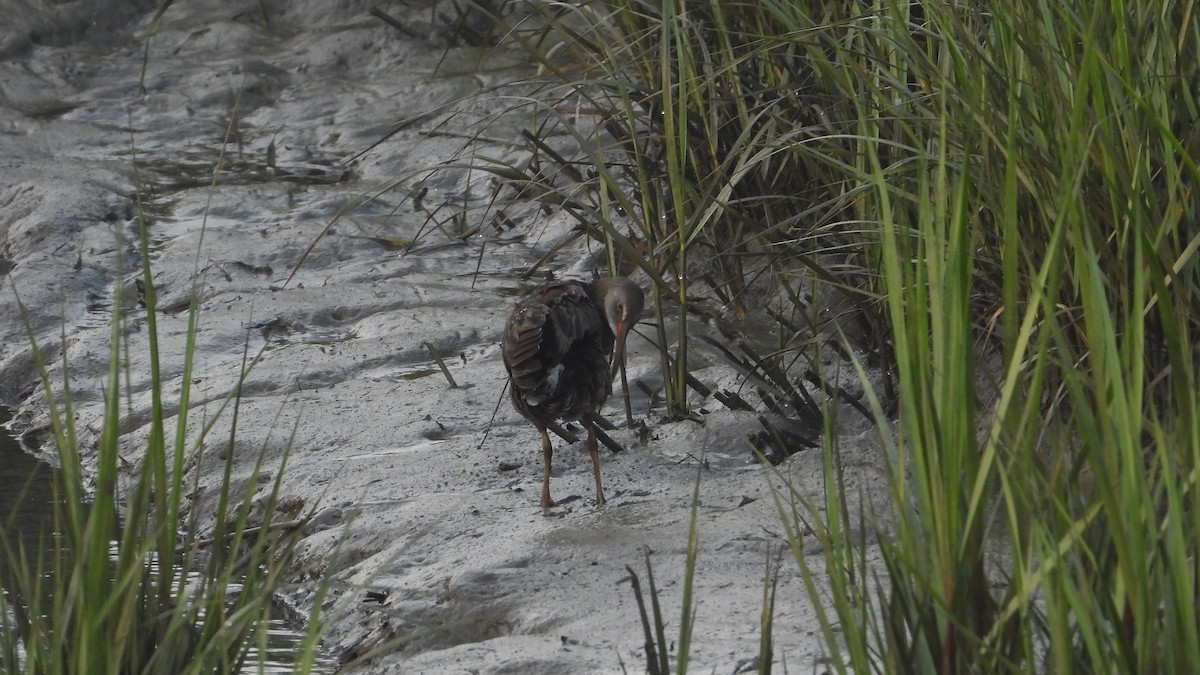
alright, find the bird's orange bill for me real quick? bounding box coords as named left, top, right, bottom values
left=609, top=320, right=629, bottom=378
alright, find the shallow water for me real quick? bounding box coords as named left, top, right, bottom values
left=0, top=410, right=338, bottom=673
left=0, top=411, right=59, bottom=578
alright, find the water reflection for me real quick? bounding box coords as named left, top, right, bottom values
left=0, top=410, right=336, bottom=673
left=0, top=409, right=60, bottom=590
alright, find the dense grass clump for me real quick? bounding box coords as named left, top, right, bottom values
left=449, top=0, right=1200, bottom=670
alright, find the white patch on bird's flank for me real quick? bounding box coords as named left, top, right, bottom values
left=529, top=364, right=565, bottom=406
left=545, top=364, right=564, bottom=390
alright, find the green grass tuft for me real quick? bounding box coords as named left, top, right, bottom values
left=0, top=128, right=332, bottom=675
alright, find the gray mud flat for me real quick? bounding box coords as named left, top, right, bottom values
left=0, top=2, right=887, bottom=672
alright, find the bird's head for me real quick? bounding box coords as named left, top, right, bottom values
left=595, top=277, right=645, bottom=377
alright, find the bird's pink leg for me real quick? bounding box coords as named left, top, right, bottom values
left=587, top=420, right=606, bottom=506
left=539, top=426, right=556, bottom=507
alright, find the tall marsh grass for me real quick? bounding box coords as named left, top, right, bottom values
left=456, top=0, right=1199, bottom=670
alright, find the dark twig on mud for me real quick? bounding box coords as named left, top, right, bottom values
left=370, top=7, right=424, bottom=39
left=590, top=412, right=617, bottom=431
left=546, top=420, right=578, bottom=444
left=483, top=383, right=627, bottom=453
left=755, top=415, right=819, bottom=464
left=738, top=341, right=822, bottom=425
left=520, top=129, right=585, bottom=183
left=803, top=367, right=877, bottom=424
left=714, top=388, right=756, bottom=412
left=594, top=424, right=623, bottom=454
left=697, top=335, right=775, bottom=391
left=765, top=305, right=853, bottom=362
left=542, top=418, right=625, bottom=454
left=423, top=341, right=459, bottom=388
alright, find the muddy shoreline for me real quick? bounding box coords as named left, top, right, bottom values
left=1, top=2, right=886, bottom=671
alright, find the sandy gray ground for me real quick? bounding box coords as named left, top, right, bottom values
left=1, top=2, right=890, bottom=672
